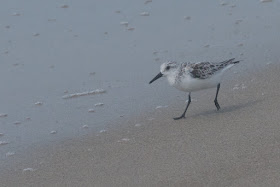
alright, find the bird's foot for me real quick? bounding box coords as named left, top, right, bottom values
left=173, top=115, right=186, bottom=120
left=214, top=100, right=221, bottom=111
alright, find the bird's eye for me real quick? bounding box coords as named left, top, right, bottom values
left=166, top=66, right=170, bottom=70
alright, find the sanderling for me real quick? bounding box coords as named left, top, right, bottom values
left=149, top=58, right=240, bottom=120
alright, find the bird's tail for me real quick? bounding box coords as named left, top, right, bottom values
left=233, top=60, right=240, bottom=64
left=225, top=58, right=240, bottom=65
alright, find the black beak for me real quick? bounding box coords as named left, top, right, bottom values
left=149, top=72, right=163, bottom=84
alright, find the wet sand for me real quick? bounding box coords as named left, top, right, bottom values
left=1, top=63, right=280, bottom=186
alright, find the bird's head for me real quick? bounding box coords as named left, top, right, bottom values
left=149, top=62, right=178, bottom=84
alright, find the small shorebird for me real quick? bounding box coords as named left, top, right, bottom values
left=149, top=58, right=239, bottom=120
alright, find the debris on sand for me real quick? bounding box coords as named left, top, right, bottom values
left=33, top=33, right=40, bottom=37
left=127, top=27, right=135, bottom=31
left=140, top=12, right=150, bottom=16
left=184, top=16, right=191, bottom=21
left=12, top=13, right=21, bottom=16
left=6, top=152, right=15, bottom=157
left=144, top=0, right=152, bottom=4
left=0, top=141, right=9, bottom=146
left=14, top=121, right=21, bottom=125
left=260, top=0, right=272, bottom=2
left=23, top=168, right=36, bottom=172
left=118, top=138, right=130, bottom=142
left=95, top=103, right=104, bottom=107
left=88, top=109, right=95, bottom=113
left=0, top=113, right=8, bottom=118
left=61, top=5, right=69, bottom=8
left=120, top=21, right=129, bottom=27
left=35, top=102, right=43, bottom=106
left=62, top=89, right=106, bottom=99
left=237, top=43, right=244, bottom=47
left=156, top=105, right=168, bottom=109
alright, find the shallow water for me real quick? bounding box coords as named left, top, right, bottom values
left=0, top=0, right=280, bottom=162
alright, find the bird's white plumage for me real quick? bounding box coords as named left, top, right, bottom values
left=159, top=59, right=238, bottom=92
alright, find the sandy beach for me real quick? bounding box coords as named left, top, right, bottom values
left=1, top=63, right=280, bottom=186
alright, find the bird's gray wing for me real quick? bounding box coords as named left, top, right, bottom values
left=189, top=58, right=237, bottom=79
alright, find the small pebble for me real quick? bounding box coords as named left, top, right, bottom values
left=82, top=125, right=89, bottom=129
left=95, top=103, right=104, bottom=107
left=154, top=58, right=160, bottom=62
left=0, top=141, right=9, bottom=145
left=153, top=51, right=158, bottom=55
left=89, top=72, right=96, bottom=76
left=6, top=152, right=15, bottom=157
left=12, top=13, right=21, bottom=16
left=48, top=19, right=56, bottom=22
left=99, top=129, right=106, bottom=133
left=50, top=131, right=57, bottom=134
left=144, top=0, right=152, bottom=4
left=0, top=113, right=8, bottom=118
left=35, top=102, right=43, bottom=106
left=61, top=5, right=69, bottom=8
left=115, top=10, right=121, bottom=14
left=241, top=83, right=247, bottom=89
left=140, top=12, right=150, bottom=16
left=235, top=20, right=243, bottom=24
left=120, top=21, right=129, bottom=27
left=118, top=138, right=130, bottom=142
left=156, top=105, right=168, bottom=109
left=0, top=133, right=4, bottom=136
left=23, top=168, right=36, bottom=172
left=260, top=0, right=272, bottom=2
left=184, top=16, right=191, bottom=20
left=233, top=84, right=239, bottom=90
left=33, top=33, right=40, bottom=37
left=14, top=121, right=21, bottom=125
left=88, top=109, right=95, bottom=113
left=127, top=27, right=135, bottom=31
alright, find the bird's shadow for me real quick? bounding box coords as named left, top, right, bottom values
left=188, top=99, right=263, bottom=119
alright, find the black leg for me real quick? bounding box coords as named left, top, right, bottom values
left=214, top=83, right=221, bottom=110
left=174, top=93, right=191, bottom=120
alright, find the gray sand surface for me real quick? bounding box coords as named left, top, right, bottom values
left=1, top=63, right=280, bottom=186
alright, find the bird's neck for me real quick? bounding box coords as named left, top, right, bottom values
left=166, top=70, right=178, bottom=86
